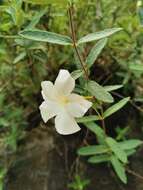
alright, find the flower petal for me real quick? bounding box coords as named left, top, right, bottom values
left=67, top=93, right=92, bottom=117
left=41, top=81, right=58, bottom=101
left=54, top=70, right=75, bottom=95
left=55, top=112, right=81, bottom=135
left=39, top=101, right=59, bottom=123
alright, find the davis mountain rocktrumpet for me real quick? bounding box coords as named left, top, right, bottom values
left=39, top=69, right=92, bottom=135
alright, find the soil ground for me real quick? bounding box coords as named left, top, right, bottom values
left=6, top=123, right=143, bottom=190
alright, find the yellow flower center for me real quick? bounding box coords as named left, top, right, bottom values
left=59, top=96, right=69, bottom=105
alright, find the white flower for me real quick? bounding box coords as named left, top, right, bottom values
left=39, top=69, right=92, bottom=135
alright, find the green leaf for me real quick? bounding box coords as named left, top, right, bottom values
left=119, top=139, right=142, bottom=150
left=0, top=168, right=7, bottom=190
left=23, top=0, right=67, bottom=5
left=86, top=38, right=107, bottom=68
left=78, top=28, right=122, bottom=44
left=126, top=149, right=136, bottom=156
left=129, top=63, right=143, bottom=71
left=103, top=97, right=130, bottom=119
left=116, top=126, right=130, bottom=141
left=25, top=8, right=47, bottom=30
left=110, top=155, right=127, bottom=184
left=71, top=69, right=83, bottom=80
left=88, top=154, right=110, bottom=164
left=19, top=29, right=72, bottom=45
left=13, top=51, right=26, bottom=64
left=6, top=7, right=17, bottom=25
left=84, top=122, right=105, bottom=145
left=76, top=115, right=100, bottom=123
left=78, top=145, right=108, bottom=156
left=84, top=122, right=105, bottom=137
left=106, top=137, right=127, bottom=163
left=103, top=85, right=123, bottom=92
left=87, top=80, right=114, bottom=103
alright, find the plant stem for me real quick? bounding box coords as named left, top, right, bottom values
left=126, top=168, right=143, bottom=181
left=100, top=103, right=106, bottom=133
left=68, top=5, right=89, bottom=80
left=0, top=35, right=19, bottom=39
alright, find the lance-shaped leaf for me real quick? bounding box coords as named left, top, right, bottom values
left=84, top=122, right=105, bottom=137
left=103, top=97, right=130, bottom=119
left=84, top=122, right=105, bottom=144
left=13, top=51, right=26, bottom=64
left=110, top=155, right=127, bottom=184
left=23, top=0, right=67, bottom=5
left=71, top=69, right=83, bottom=80
left=78, top=28, right=122, bottom=44
left=119, top=139, right=143, bottom=150
left=103, top=85, right=123, bottom=92
left=76, top=115, right=100, bottom=123
left=19, top=29, right=73, bottom=45
left=129, top=63, right=143, bottom=71
left=86, top=38, right=107, bottom=68
left=87, top=80, right=114, bottom=103
left=78, top=145, right=109, bottom=156
left=88, top=154, right=110, bottom=164
left=25, top=8, right=47, bottom=29
left=106, top=137, right=127, bottom=163
left=126, top=149, right=136, bottom=156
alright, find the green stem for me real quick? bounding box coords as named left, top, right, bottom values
left=0, top=35, right=19, bottom=39
left=100, top=103, right=106, bottom=133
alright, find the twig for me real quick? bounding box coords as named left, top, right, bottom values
left=68, top=4, right=89, bottom=80
left=92, top=103, right=106, bottom=133
left=126, top=168, right=143, bottom=181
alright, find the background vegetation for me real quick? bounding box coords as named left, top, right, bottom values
left=0, top=0, right=143, bottom=189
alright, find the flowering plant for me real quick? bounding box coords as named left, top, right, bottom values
left=19, top=1, right=142, bottom=185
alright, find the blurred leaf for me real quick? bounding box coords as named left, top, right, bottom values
left=78, top=145, right=108, bottom=156
left=84, top=122, right=106, bottom=145
left=23, top=0, right=67, bottom=5
left=87, top=80, right=114, bottom=103
left=86, top=38, right=107, bottom=67
left=5, top=2, right=24, bottom=27
left=84, top=122, right=105, bottom=137
left=0, top=168, right=7, bottom=190
left=71, top=69, right=83, bottom=80
left=129, top=63, right=143, bottom=71
left=76, top=115, right=100, bottom=123
left=138, top=6, right=143, bottom=25
left=119, top=139, right=143, bottom=150
left=6, top=7, right=17, bottom=24
left=103, top=97, right=130, bottom=119
left=116, top=126, right=130, bottom=141
left=68, top=175, right=90, bottom=190
left=88, top=154, right=110, bottom=164
left=13, top=52, right=26, bottom=64
left=126, top=149, right=136, bottom=156
left=103, top=85, right=123, bottom=92
left=19, top=30, right=72, bottom=45
left=110, top=155, right=127, bottom=184
left=106, top=137, right=127, bottom=163
left=78, top=28, right=122, bottom=44
left=25, top=8, right=47, bottom=29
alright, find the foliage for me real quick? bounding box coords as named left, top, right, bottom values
left=0, top=0, right=143, bottom=188
left=78, top=122, right=142, bottom=183
left=68, top=175, right=90, bottom=190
